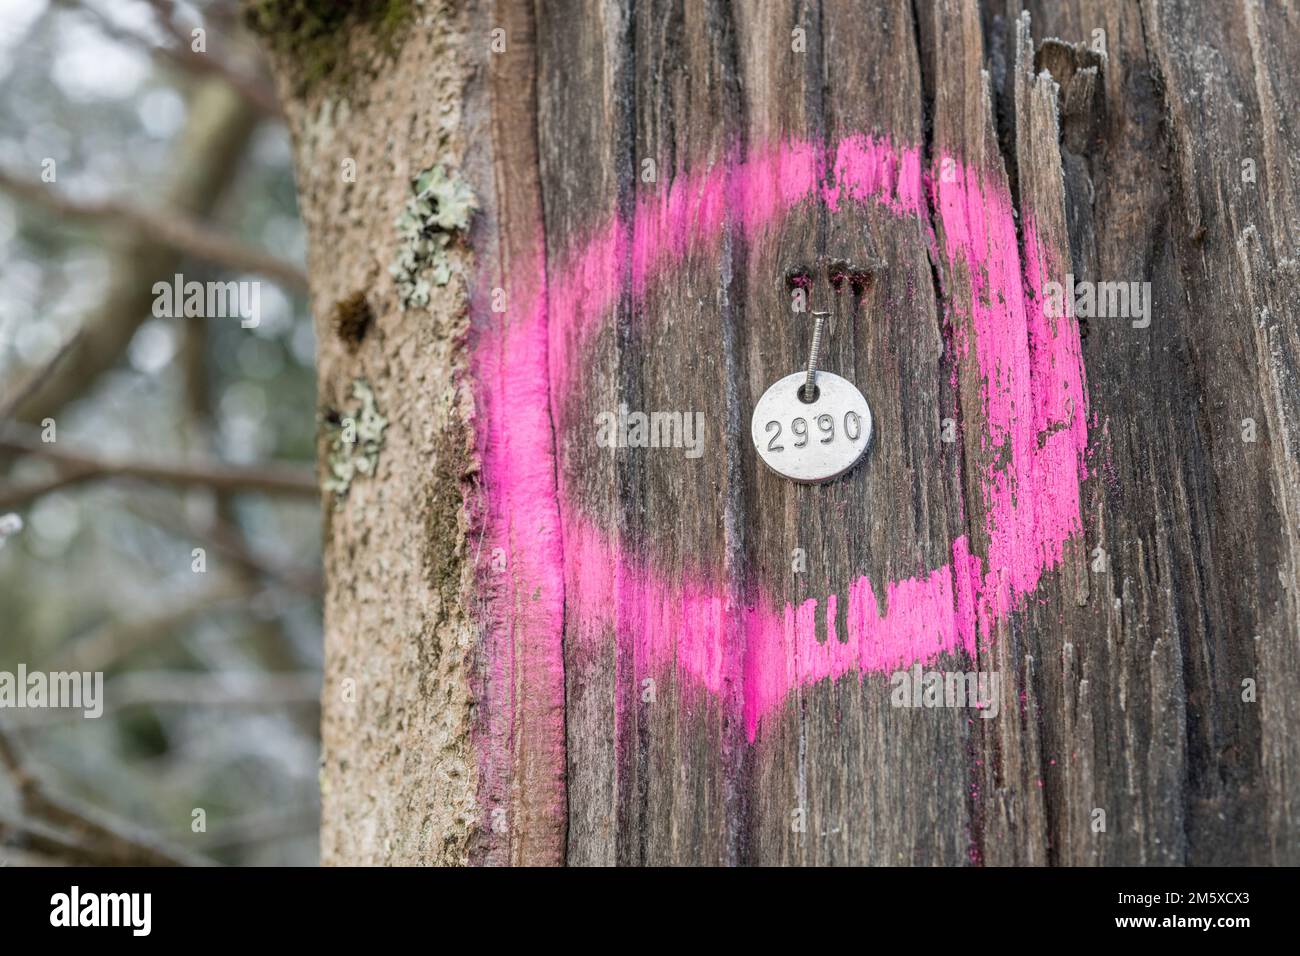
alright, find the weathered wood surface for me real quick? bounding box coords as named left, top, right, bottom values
left=262, top=0, right=1300, bottom=865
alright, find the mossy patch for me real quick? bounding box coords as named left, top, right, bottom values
left=242, top=0, right=416, bottom=94
left=321, top=379, right=388, bottom=502
left=422, top=398, right=473, bottom=623
left=390, top=165, right=476, bottom=310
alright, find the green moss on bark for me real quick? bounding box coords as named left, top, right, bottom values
left=423, top=403, right=473, bottom=624
left=242, top=0, right=416, bottom=93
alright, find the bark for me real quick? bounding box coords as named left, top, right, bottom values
left=257, top=0, right=1300, bottom=865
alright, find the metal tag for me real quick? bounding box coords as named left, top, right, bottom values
left=751, top=371, right=872, bottom=483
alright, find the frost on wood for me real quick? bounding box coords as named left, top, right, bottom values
left=323, top=379, right=388, bottom=501
left=389, top=165, right=475, bottom=310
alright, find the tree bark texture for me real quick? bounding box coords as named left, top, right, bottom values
left=258, top=0, right=1300, bottom=865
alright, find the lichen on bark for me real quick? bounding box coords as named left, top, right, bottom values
left=256, top=0, right=484, bottom=864
left=390, top=165, right=477, bottom=310
left=321, top=379, right=388, bottom=501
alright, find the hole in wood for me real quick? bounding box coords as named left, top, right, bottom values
left=785, top=267, right=813, bottom=291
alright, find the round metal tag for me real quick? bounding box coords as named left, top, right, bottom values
left=751, top=371, right=872, bottom=483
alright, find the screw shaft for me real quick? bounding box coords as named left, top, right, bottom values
left=805, top=310, right=828, bottom=394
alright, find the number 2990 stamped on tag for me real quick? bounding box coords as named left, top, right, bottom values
left=751, top=371, right=873, bottom=484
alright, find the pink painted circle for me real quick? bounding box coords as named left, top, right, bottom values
left=502, top=133, right=1089, bottom=740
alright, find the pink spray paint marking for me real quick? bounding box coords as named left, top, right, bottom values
left=476, top=133, right=1088, bottom=744
left=470, top=245, right=567, bottom=858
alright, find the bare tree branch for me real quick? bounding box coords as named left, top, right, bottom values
left=55, top=579, right=258, bottom=672
left=0, top=814, right=148, bottom=867
left=126, top=499, right=324, bottom=598
left=0, top=723, right=210, bottom=866
left=54, top=0, right=282, bottom=118
left=0, top=168, right=308, bottom=291
left=105, top=671, right=321, bottom=713
left=0, top=428, right=318, bottom=511
left=197, top=804, right=319, bottom=851
left=141, top=0, right=190, bottom=45
left=9, top=80, right=260, bottom=425
left=0, top=331, right=81, bottom=421
left=2, top=674, right=322, bottom=726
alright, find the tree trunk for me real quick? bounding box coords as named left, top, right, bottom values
left=253, top=0, right=1300, bottom=865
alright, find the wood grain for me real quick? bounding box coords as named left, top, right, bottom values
left=538, top=0, right=1300, bottom=865
left=266, top=0, right=1300, bottom=865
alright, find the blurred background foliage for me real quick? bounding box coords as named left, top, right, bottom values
left=0, top=0, right=321, bottom=865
